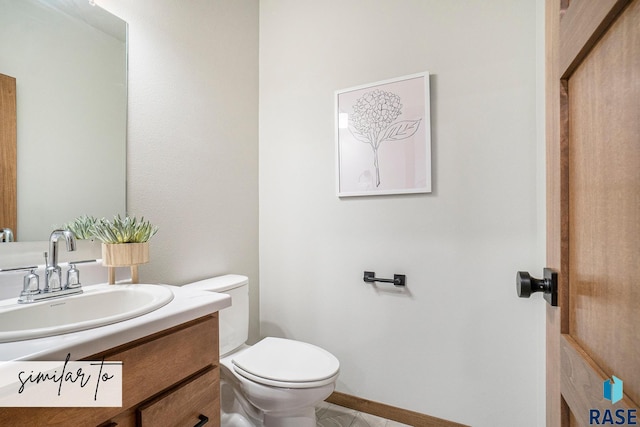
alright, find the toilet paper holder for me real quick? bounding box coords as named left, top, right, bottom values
left=363, top=271, right=406, bottom=286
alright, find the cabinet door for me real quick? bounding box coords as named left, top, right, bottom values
left=138, top=368, right=219, bottom=427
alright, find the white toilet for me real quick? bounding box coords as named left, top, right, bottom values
left=185, top=275, right=340, bottom=427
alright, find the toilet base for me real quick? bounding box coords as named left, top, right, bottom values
left=263, top=407, right=316, bottom=427
left=221, top=407, right=317, bottom=427
left=221, top=412, right=255, bottom=427
left=221, top=377, right=319, bottom=427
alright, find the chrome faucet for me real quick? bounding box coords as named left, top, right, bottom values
left=44, top=230, right=76, bottom=292
left=0, top=228, right=14, bottom=242
left=6, top=229, right=84, bottom=303
left=45, top=229, right=76, bottom=292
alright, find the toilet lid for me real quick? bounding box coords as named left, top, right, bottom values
left=231, top=337, right=340, bottom=388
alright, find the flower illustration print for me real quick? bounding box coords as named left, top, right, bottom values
left=349, top=89, right=421, bottom=187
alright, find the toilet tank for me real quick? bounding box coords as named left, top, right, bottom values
left=183, top=275, right=249, bottom=356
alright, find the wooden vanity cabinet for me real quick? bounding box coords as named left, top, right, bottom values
left=137, top=367, right=218, bottom=426
left=0, top=314, right=220, bottom=427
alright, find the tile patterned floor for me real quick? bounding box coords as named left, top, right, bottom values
left=315, top=402, right=411, bottom=427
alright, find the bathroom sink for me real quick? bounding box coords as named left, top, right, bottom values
left=0, top=284, right=174, bottom=343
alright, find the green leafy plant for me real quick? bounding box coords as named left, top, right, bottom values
left=63, top=215, right=98, bottom=240
left=90, top=215, right=159, bottom=244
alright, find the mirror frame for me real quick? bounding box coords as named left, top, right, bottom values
left=0, top=73, right=17, bottom=239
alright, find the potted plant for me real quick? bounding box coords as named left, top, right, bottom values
left=63, top=215, right=98, bottom=240
left=90, top=215, right=159, bottom=284
left=63, top=215, right=102, bottom=258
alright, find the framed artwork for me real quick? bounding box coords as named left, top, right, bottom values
left=335, top=72, right=431, bottom=197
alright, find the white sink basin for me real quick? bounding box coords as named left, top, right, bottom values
left=0, top=284, right=174, bottom=343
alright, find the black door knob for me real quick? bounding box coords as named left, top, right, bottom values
left=516, top=268, right=558, bottom=306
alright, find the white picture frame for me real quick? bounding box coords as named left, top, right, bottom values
left=335, top=72, right=431, bottom=197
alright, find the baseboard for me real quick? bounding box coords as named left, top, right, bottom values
left=326, top=392, right=469, bottom=427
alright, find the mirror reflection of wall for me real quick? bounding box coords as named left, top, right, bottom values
left=0, top=0, right=127, bottom=241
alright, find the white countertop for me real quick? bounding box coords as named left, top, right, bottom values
left=0, top=284, right=231, bottom=361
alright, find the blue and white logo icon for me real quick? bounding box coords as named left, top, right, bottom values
left=603, top=375, right=623, bottom=404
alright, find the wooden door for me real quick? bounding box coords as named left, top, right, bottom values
left=0, top=73, right=17, bottom=239
left=546, top=0, right=640, bottom=425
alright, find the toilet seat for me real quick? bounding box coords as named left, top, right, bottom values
left=231, top=337, right=340, bottom=389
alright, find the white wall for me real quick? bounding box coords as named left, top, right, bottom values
left=99, top=0, right=260, bottom=341
left=76, top=1, right=544, bottom=425
left=259, top=1, right=544, bottom=426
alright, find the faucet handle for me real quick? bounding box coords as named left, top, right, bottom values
left=17, top=269, right=41, bottom=303
left=20, top=269, right=40, bottom=297
left=66, top=264, right=81, bottom=289
left=23, top=269, right=40, bottom=292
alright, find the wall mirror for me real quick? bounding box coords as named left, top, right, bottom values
left=0, top=0, right=127, bottom=243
